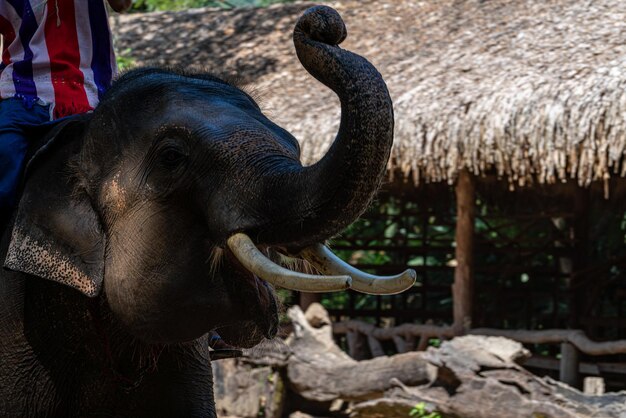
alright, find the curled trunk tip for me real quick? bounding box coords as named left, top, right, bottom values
left=294, top=5, right=347, bottom=46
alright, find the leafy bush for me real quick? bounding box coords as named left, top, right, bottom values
left=115, top=48, right=136, bottom=71
left=409, top=402, right=443, bottom=418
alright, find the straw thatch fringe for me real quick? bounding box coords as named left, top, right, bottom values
left=393, top=59, right=626, bottom=187
left=113, top=0, right=626, bottom=186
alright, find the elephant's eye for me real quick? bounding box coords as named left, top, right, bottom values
left=159, top=146, right=187, bottom=168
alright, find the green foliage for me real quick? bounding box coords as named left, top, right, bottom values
left=131, top=0, right=300, bottom=12
left=428, top=338, right=441, bottom=348
left=409, top=402, right=443, bottom=418
left=115, top=48, right=136, bottom=71
left=320, top=194, right=456, bottom=318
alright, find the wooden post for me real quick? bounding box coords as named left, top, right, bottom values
left=346, top=331, right=370, bottom=360
left=560, top=342, right=580, bottom=388
left=299, top=293, right=322, bottom=312
left=452, top=170, right=476, bottom=335
left=367, top=335, right=385, bottom=357
left=392, top=335, right=409, bottom=353
left=571, top=187, right=589, bottom=330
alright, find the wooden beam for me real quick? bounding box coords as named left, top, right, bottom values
left=469, top=328, right=626, bottom=355
left=332, top=320, right=626, bottom=356
left=524, top=356, right=626, bottom=375
left=452, top=169, right=476, bottom=334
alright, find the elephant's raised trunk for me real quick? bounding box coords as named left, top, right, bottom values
left=257, top=5, right=394, bottom=249
left=223, top=7, right=413, bottom=296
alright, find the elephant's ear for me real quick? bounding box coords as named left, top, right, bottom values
left=4, top=116, right=105, bottom=297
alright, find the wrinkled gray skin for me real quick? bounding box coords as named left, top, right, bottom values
left=0, top=6, right=394, bottom=416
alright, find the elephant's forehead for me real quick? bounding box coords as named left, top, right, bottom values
left=132, top=96, right=258, bottom=131
left=146, top=101, right=296, bottom=150
left=97, top=84, right=300, bottom=159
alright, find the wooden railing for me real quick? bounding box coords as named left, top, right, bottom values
left=332, top=320, right=626, bottom=388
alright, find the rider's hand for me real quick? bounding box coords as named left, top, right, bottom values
left=107, top=0, right=132, bottom=12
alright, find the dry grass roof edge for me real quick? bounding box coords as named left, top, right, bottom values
left=112, top=0, right=626, bottom=187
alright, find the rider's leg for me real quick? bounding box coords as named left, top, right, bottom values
left=0, top=99, right=51, bottom=236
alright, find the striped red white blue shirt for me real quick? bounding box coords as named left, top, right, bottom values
left=0, top=0, right=116, bottom=119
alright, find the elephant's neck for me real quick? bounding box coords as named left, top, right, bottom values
left=85, top=296, right=165, bottom=390
left=15, top=277, right=216, bottom=415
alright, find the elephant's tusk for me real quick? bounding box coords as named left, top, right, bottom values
left=299, top=244, right=416, bottom=295
left=226, top=233, right=352, bottom=293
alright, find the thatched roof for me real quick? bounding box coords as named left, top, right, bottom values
left=112, top=0, right=626, bottom=186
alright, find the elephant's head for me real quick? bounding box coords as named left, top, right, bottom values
left=5, top=6, right=414, bottom=347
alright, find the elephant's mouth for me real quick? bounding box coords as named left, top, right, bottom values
left=219, top=248, right=279, bottom=347
left=224, top=248, right=275, bottom=320
left=216, top=232, right=416, bottom=348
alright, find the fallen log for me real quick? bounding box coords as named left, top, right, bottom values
left=286, top=307, right=437, bottom=402
left=351, top=336, right=626, bottom=418
left=212, top=304, right=626, bottom=418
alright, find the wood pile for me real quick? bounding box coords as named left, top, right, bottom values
left=212, top=304, right=626, bottom=418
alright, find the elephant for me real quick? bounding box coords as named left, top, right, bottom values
left=0, top=5, right=415, bottom=416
